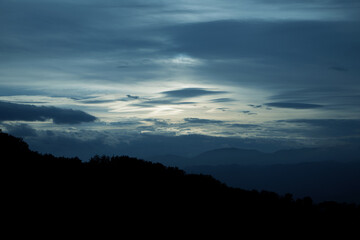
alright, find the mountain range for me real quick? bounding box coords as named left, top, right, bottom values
left=147, top=146, right=360, bottom=203
left=1, top=130, right=360, bottom=234
left=147, top=146, right=360, bottom=167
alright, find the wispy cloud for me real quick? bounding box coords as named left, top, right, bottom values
left=211, top=98, right=235, bottom=103
left=330, top=66, right=348, bottom=72
left=162, top=88, right=226, bottom=99
left=248, top=104, right=262, bottom=109
left=265, top=102, right=323, bottom=109
left=277, top=118, right=360, bottom=138
left=228, top=123, right=259, bottom=128
left=3, top=123, right=38, bottom=137
left=184, top=118, right=224, bottom=124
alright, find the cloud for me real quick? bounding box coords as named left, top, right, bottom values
left=330, top=66, right=348, bottom=72
left=127, top=94, right=139, bottom=100
left=1, top=0, right=359, bottom=152
left=130, top=100, right=195, bottom=108
left=211, top=98, right=235, bottom=103
left=277, top=119, right=360, bottom=137
left=255, top=0, right=360, bottom=6
left=162, top=88, right=226, bottom=99
left=129, top=88, right=227, bottom=108
left=184, top=118, right=224, bottom=124
left=144, top=99, right=195, bottom=105
left=265, top=102, right=323, bottom=109
left=229, top=124, right=259, bottom=128
left=109, top=120, right=143, bottom=127
left=282, top=119, right=360, bottom=129
left=168, top=20, right=360, bottom=60
left=80, top=99, right=117, bottom=104
left=268, top=89, right=333, bottom=101
left=217, top=108, right=229, bottom=112
left=21, top=129, right=297, bottom=160
left=3, top=123, right=38, bottom=137
left=81, top=94, right=142, bottom=104
left=248, top=104, right=263, bottom=108
left=266, top=88, right=360, bottom=109
left=144, top=118, right=170, bottom=127
left=240, top=111, right=257, bottom=115
left=0, top=101, right=97, bottom=124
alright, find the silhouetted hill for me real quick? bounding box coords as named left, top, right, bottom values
left=1, top=131, right=359, bottom=234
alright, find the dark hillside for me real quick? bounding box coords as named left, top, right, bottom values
left=1, top=131, right=359, bottom=234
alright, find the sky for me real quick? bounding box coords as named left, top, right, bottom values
left=1, top=0, right=360, bottom=160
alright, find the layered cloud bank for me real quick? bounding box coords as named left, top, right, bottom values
left=1, top=0, right=359, bottom=157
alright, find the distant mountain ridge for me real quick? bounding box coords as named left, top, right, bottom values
left=148, top=146, right=360, bottom=167
left=147, top=145, right=360, bottom=204
left=186, top=161, right=360, bottom=204
left=1, top=130, right=360, bottom=233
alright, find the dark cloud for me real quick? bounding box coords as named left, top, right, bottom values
left=81, top=94, right=142, bottom=104
left=162, top=88, right=226, bottom=99
left=228, top=124, right=259, bottom=128
left=3, top=123, right=38, bottom=137
left=84, top=2, right=164, bottom=9
left=255, top=0, right=360, bottom=6
left=127, top=94, right=139, bottom=100
left=159, top=19, right=360, bottom=97
left=268, top=88, right=336, bottom=101
left=248, top=104, right=263, bottom=108
left=267, top=88, right=360, bottom=108
left=145, top=99, right=195, bottom=105
left=130, top=99, right=195, bottom=108
left=168, top=20, right=360, bottom=61
left=184, top=118, right=224, bottom=124
left=330, top=66, right=348, bottom=72
left=265, top=102, right=323, bottom=109
left=129, top=89, right=218, bottom=107
left=78, top=94, right=142, bottom=104
left=109, top=121, right=142, bottom=127
left=0, top=0, right=167, bottom=80
left=80, top=99, right=117, bottom=104
left=278, top=119, right=360, bottom=137
left=282, top=119, right=360, bottom=128
left=0, top=86, right=44, bottom=97
left=211, top=98, right=235, bottom=103
left=144, top=118, right=170, bottom=127
left=0, top=101, right=97, bottom=124
left=240, top=111, right=257, bottom=115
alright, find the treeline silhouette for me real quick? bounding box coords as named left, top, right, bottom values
left=1, top=130, right=359, bottom=234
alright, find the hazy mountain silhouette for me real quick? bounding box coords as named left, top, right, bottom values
left=149, top=146, right=360, bottom=167
left=148, top=146, right=360, bottom=203
left=187, top=161, right=360, bottom=204
left=147, top=147, right=267, bottom=167
left=1, top=130, right=359, bottom=233
left=193, top=147, right=268, bottom=165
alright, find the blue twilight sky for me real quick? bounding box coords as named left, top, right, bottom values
left=1, top=0, right=360, bottom=160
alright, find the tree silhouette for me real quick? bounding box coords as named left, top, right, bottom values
left=1, top=130, right=359, bottom=234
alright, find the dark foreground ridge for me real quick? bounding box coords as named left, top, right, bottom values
left=1, top=131, right=359, bottom=234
